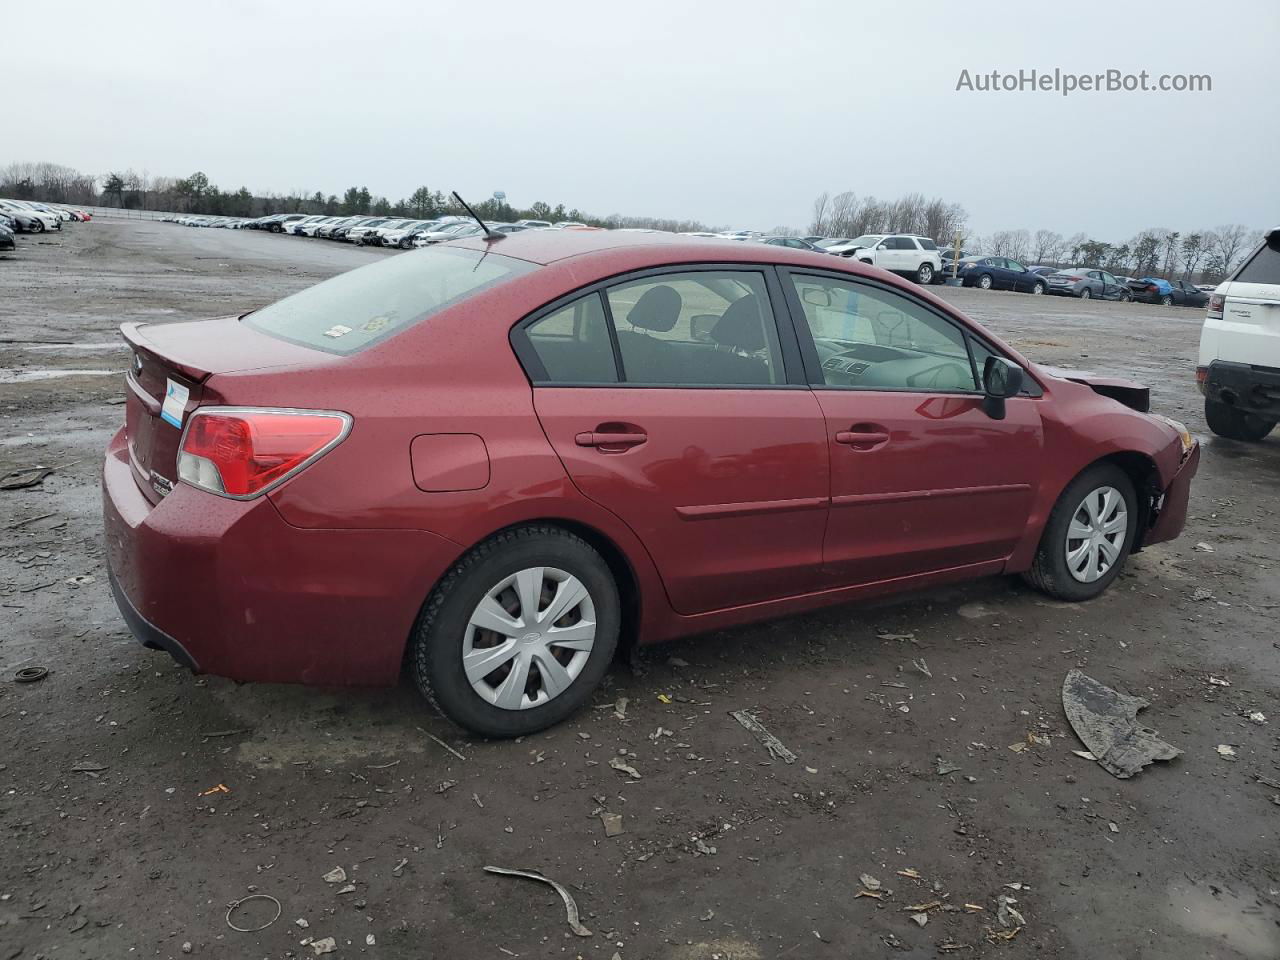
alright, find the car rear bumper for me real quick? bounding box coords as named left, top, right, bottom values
left=102, top=427, right=462, bottom=686
left=1143, top=442, right=1200, bottom=547
left=1203, top=360, right=1280, bottom=418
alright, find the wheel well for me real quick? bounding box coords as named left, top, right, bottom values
left=1097, top=452, right=1160, bottom=550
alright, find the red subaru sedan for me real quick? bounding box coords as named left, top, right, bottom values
left=104, top=230, right=1198, bottom=736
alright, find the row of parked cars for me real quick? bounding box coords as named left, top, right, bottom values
left=0, top=199, right=92, bottom=252
left=163, top=212, right=592, bottom=248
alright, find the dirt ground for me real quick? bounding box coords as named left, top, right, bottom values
left=1, top=220, right=1277, bottom=960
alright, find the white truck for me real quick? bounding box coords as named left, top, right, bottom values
left=1197, top=226, right=1280, bottom=441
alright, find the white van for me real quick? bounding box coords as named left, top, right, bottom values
left=1198, top=226, right=1280, bottom=441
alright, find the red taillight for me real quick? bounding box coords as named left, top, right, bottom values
left=1195, top=366, right=1208, bottom=384
left=178, top=408, right=350, bottom=498
left=1207, top=294, right=1224, bottom=319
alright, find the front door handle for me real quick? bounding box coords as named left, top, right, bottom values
left=835, top=426, right=890, bottom=450
left=575, top=431, right=647, bottom=449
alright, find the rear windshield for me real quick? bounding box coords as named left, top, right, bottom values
left=244, top=246, right=536, bottom=355
left=1234, top=241, right=1280, bottom=285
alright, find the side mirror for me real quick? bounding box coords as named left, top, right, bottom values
left=877, top=242, right=889, bottom=250
left=982, top=356, right=1024, bottom=420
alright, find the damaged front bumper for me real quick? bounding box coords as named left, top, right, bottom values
left=1143, top=441, right=1200, bottom=547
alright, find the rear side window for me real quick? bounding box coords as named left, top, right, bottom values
left=917, top=238, right=937, bottom=250
left=605, top=272, right=784, bottom=385
left=526, top=295, right=618, bottom=383
left=245, top=247, right=535, bottom=355
left=1234, top=241, right=1280, bottom=285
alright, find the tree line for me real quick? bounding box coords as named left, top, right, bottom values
left=966, top=226, right=1259, bottom=285
left=0, top=160, right=726, bottom=233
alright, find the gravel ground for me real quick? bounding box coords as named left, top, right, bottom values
left=1, top=220, right=1277, bottom=960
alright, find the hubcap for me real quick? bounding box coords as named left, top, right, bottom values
left=1064, top=485, right=1128, bottom=583
left=463, top=567, right=595, bottom=710
left=920, top=266, right=932, bottom=282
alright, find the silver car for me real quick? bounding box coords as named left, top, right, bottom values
left=1045, top=268, right=1133, bottom=301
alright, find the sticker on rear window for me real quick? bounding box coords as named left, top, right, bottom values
left=160, top=379, right=190, bottom=428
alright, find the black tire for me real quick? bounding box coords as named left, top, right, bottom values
left=1120, top=291, right=1133, bottom=302
left=1204, top=398, right=1275, bottom=441
left=1079, top=287, right=1092, bottom=299
left=1031, top=281, right=1045, bottom=295
left=1160, top=295, right=1173, bottom=306
left=1022, top=463, right=1137, bottom=602
left=916, top=263, right=934, bottom=284
left=411, top=526, right=620, bottom=737
left=31, top=220, right=45, bottom=234
left=978, top=273, right=993, bottom=290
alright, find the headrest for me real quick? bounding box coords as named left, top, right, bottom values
left=710, top=295, right=765, bottom=352
left=627, top=285, right=681, bottom=333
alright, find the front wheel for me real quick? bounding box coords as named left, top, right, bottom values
left=31, top=220, right=45, bottom=233
left=1120, top=291, right=1133, bottom=302
left=1079, top=287, right=1092, bottom=299
left=1205, top=398, right=1275, bottom=441
left=411, top=526, right=620, bottom=737
left=1023, top=464, right=1137, bottom=601
left=1031, top=281, right=1045, bottom=295
left=916, top=263, right=934, bottom=284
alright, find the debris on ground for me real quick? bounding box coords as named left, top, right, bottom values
left=910, top=912, right=929, bottom=927
left=64, top=574, right=95, bottom=587
left=1190, top=587, right=1215, bottom=602
left=422, top=730, right=468, bottom=761
left=1207, top=676, right=1231, bottom=687
left=859, top=873, right=882, bottom=892
left=322, top=867, right=347, bottom=884
left=667, top=656, right=689, bottom=668
left=1071, top=749, right=1098, bottom=761
left=225, top=893, right=281, bottom=933
left=729, top=709, right=797, bottom=764
left=608, top=756, right=642, bottom=779
left=14, top=665, right=49, bottom=683
left=198, top=783, right=230, bottom=797
left=600, top=812, right=625, bottom=837
left=936, top=758, right=961, bottom=776
left=1195, top=542, right=1215, bottom=552
left=482, top=865, right=592, bottom=937
left=70, top=761, right=107, bottom=774
left=896, top=869, right=921, bottom=880
left=1247, top=711, right=1266, bottom=724
left=911, top=658, right=932, bottom=678
left=877, top=632, right=915, bottom=642
left=0, top=465, right=55, bottom=490
left=995, top=893, right=1026, bottom=929
left=310, top=936, right=337, bottom=955
left=1061, top=669, right=1181, bottom=778
left=612, top=697, right=628, bottom=719
left=1216, top=744, right=1237, bottom=760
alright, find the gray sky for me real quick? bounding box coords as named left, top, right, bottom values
left=7, top=0, right=1276, bottom=238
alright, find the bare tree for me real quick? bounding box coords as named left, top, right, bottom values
left=809, top=191, right=831, bottom=236
left=1211, top=224, right=1252, bottom=275
left=1032, top=229, right=1065, bottom=265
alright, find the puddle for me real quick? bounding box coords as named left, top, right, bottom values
left=0, top=368, right=120, bottom=384
left=1166, top=878, right=1280, bottom=959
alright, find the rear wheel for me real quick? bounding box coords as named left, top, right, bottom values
left=411, top=526, right=620, bottom=737
left=916, top=263, right=934, bottom=284
left=1160, top=294, right=1173, bottom=306
left=1023, top=463, right=1137, bottom=601
left=1079, top=287, right=1092, bottom=299
left=1205, top=398, right=1275, bottom=441
left=978, top=273, right=993, bottom=290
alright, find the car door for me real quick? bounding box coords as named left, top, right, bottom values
left=1099, top=272, right=1122, bottom=299
left=779, top=269, right=1043, bottom=584
left=517, top=267, right=830, bottom=615
left=1005, top=259, right=1032, bottom=291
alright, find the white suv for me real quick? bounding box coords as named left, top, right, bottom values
left=1197, top=226, right=1280, bottom=441
left=822, top=234, right=942, bottom=284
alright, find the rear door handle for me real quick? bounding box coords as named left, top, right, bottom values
left=575, top=431, right=647, bottom=449
left=835, top=428, right=890, bottom=449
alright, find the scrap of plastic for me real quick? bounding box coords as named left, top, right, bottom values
left=483, top=865, right=592, bottom=937
left=1062, top=670, right=1180, bottom=779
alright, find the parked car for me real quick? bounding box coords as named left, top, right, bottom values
left=1129, top=277, right=1209, bottom=308
left=411, top=222, right=484, bottom=247
left=104, top=232, right=1198, bottom=737
left=0, top=199, right=61, bottom=232
left=515, top=219, right=552, bottom=230
left=380, top=220, right=439, bottom=248
left=298, top=217, right=340, bottom=237
left=1197, top=226, right=1280, bottom=441
left=955, top=256, right=1049, bottom=294
left=316, top=216, right=363, bottom=239
left=822, top=234, right=943, bottom=284
left=0, top=222, right=15, bottom=251
left=283, top=215, right=328, bottom=235
left=554, top=221, right=588, bottom=229
left=763, top=236, right=827, bottom=253
left=346, top=218, right=397, bottom=245
left=1028, top=265, right=1058, bottom=277
left=1046, top=268, right=1133, bottom=301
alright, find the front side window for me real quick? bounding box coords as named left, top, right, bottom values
left=788, top=274, right=978, bottom=392
left=605, top=271, right=784, bottom=385
left=245, top=246, right=536, bottom=355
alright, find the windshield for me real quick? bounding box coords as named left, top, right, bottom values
left=244, top=246, right=536, bottom=355
left=848, top=235, right=884, bottom=248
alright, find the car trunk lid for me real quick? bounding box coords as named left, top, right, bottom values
left=121, top=316, right=328, bottom=503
